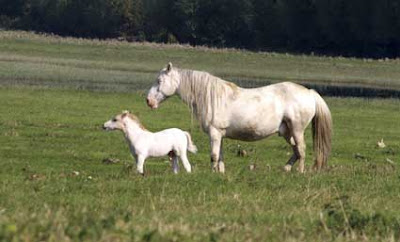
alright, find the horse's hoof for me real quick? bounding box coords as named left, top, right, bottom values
left=218, top=162, right=225, bottom=173
left=211, top=162, right=218, bottom=172
left=283, top=165, right=292, bottom=172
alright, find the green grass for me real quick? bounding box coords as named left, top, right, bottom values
left=1, top=31, right=400, bottom=241
left=0, top=87, right=399, bottom=241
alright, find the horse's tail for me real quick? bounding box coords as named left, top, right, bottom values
left=184, top=131, right=198, bottom=154
left=311, top=90, right=332, bottom=170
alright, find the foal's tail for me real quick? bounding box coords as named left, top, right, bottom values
left=184, top=131, right=198, bottom=153
left=311, top=90, right=333, bottom=170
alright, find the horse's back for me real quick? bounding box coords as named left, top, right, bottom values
left=238, top=81, right=313, bottom=107
left=262, top=82, right=316, bottom=126
left=250, top=81, right=309, bottom=95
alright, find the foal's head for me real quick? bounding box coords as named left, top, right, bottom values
left=103, top=111, right=145, bottom=131
left=146, top=62, right=180, bottom=109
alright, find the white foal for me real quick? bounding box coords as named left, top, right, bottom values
left=103, top=111, right=197, bottom=175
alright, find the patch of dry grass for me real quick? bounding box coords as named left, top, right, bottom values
left=1, top=30, right=400, bottom=91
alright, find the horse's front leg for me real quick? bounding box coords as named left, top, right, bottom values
left=209, top=128, right=224, bottom=173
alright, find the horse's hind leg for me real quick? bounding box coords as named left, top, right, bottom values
left=292, top=131, right=306, bottom=173
left=279, top=122, right=298, bottom=172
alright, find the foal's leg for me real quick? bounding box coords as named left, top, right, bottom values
left=209, top=127, right=223, bottom=173
left=170, top=152, right=179, bottom=174
left=179, top=152, right=192, bottom=173
left=136, top=155, right=146, bottom=175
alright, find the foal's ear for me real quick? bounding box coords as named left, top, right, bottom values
left=122, top=110, right=130, bottom=118
left=166, top=62, right=173, bottom=72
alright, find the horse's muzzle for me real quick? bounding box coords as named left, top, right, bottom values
left=146, top=98, right=158, bottom=109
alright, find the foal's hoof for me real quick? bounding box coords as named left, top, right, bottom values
left=283, top=165, right=292, bottom=172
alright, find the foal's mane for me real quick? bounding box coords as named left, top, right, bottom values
left=176, top=68, right=238, bottom=127
left=124, top=112, right=147, bottom=130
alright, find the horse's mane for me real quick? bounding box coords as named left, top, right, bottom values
left=176, top=68, right=238, bottom=128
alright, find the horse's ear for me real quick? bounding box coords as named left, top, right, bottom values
left=166, top=62, right=173, bottom=72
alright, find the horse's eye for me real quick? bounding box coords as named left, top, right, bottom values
left=112, top=118, right=117, bottom=122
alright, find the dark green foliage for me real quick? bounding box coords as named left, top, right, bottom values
left=0, top=0, right=25, bottom=28
left=2, top=0, right=144, bottom=38
left=1, top=0, right=400, bottom=57
left=169, top=0, right=255, bottom=48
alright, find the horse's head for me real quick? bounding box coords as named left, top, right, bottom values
left=146, top=62, right=179, bottom=109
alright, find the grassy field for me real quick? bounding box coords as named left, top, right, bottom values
left=1, top=31, right=400, bottom=241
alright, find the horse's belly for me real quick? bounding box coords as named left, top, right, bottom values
left=225, top=125, right=278, bottom=141
left=224, top=101, right=282, bottom=141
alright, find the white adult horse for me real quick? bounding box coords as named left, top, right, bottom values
left=103, top=110, right=197, bottom=175
left=146, top=63, right=332, bottom=173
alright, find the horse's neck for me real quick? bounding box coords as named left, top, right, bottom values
left=177, top=69, right=237, bottom=127
left=177, top=69, right=210, bottom=104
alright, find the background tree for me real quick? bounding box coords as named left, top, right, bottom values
left=1, top=0, right=400, bottom=57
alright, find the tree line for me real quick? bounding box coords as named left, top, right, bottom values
left=1, top=0, right=400, bottom=58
